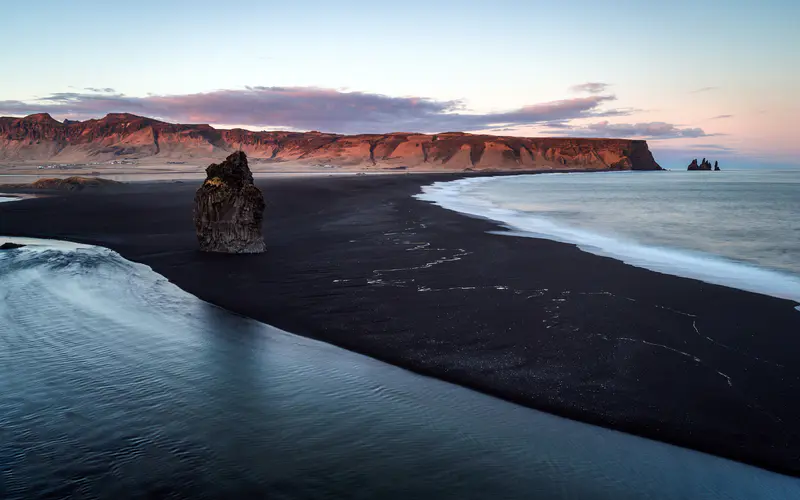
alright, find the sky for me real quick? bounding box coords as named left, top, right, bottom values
left=1, top=0, right=798, bottom=167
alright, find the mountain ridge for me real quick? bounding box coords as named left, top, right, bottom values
left=0, top=113, right=662, bottom=171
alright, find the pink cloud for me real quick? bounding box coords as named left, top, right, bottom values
left=0, top=86, right=629, bottom=134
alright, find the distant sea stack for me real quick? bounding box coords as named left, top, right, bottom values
left=194, top=151, right=267, bottom=254
left=688, top=158, right=720, bottom=171
left=0, top=113, right=662, bottom=171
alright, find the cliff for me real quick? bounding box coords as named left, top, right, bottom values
left=0, top=113, right=663, bottom=171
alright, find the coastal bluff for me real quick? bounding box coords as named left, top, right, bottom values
left=0, top=113, right=662, bottom=171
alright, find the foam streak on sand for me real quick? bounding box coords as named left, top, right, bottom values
left=417, top=175, right=800, bottom=305
left=693, top=320, right=785, bottom=369
left=617, top=337, right=733, bottom=387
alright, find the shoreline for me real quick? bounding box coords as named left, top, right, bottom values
left=2, top=173, right=800, bottom=476
left=6, top=236, right=799, bottom=499
left=417, top=174, right=800, bottom=304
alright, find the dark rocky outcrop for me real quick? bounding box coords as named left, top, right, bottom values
left=688, top=158, right=717, bottom=171
left=714, top=161, right=720, bottom=171
left=0, top=242, right=25, bottom=250
left=2, top=176, right=121, bottom=191
left=193, top=151, right=266, bottom=254
left=32, top=177, right=121, bottom=190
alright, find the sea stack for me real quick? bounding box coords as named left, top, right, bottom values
left=687, top=158, right=714, bottom=171
left=194, top=151, right=267, bottom=253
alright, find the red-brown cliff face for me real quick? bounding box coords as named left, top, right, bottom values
left=0, top=113, right=662, bottom=171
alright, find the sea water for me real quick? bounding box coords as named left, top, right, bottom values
left=418, top=170, right=800, bottom=304
left=1, top=237, right=798, bottom=498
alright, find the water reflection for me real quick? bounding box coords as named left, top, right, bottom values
left=0, top=239, right=798, bottom=499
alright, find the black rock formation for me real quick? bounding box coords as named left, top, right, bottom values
left=193, top=151, right=267, bottom=253
left=0, top=242, right=26, bottom=250
left=688, top=158, right=715, bottom=171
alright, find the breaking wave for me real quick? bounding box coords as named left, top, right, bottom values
left=417, top=175, right=800, bottom=305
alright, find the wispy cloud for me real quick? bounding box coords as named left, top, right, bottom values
left=83, top=87, right=116, bottom=93
left=540, top=121, right=573, bottom=129
left=0, top=86, right=632, bottom=134
left=691, top=86, right=720, bottom=93
left=1, top=85, right=717, bottom=140
left=710, top=114, right=733, bottom=119
left=542, top=120, right=711, bottom=139
left=570, top=82, right=610, bottom=94
left=686, top=143, right=737, bottom=152
left=681, top=144, right=738, bottom=154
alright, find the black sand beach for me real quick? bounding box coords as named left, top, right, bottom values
left=2, top=174, right=799, bottom=476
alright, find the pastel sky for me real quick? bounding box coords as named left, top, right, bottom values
left=1, top=0, right=798, bottom=167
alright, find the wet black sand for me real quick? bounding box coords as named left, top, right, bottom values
left=1, top=174, right=799, bottom=476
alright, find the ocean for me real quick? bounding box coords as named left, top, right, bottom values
left=418, top=169, right=800, bottom=305
left=1, top=234, right=799, bottom=499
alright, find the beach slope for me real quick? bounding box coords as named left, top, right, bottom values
left=1, top=174, right=799, bottom=476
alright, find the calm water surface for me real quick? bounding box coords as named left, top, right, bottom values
left=1, top=237, right=798, bottom=499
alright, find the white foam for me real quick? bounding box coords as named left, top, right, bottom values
left=417, top=176, right=800, bottom=304
left=0, top=196, right=20, bottom=203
